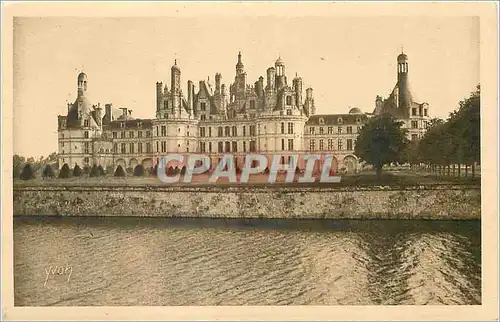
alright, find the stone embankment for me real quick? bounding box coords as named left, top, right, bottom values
left=12, top=184, right=481, bottom=220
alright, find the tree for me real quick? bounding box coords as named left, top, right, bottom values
left=354, top=114, right=409, bottom=180
left=106, top=165, right=114, bottom=176
left=73, top=164, right=82, bottom=177
left=114, top=165, right=126, bottom=177
left=59, top=163, right=71, bottom=178
left=134, top=165, right=145, bottom=176
left=89, top=164, right=101, bottom=177
left=20, top=164, right=35, bottom=180
left=42, top=164, right=55, bottom=178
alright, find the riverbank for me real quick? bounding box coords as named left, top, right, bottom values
left=13, top=182, right=481, bottom=220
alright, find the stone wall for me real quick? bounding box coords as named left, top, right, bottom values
left=12, top=185, right=481, bottom=220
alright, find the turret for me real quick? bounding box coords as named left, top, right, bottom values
left=77, top=72, right=87, bottom=97
left=397, top=52, right=411, bottom=110
left=171, top=60, right=181, bottom=113
left=215, top=73, right=222, bottom=95
left=304, top=87, right=315, bottom=116
left=236, top=52, right=244, bottom=75
left=275, top=57, right=286, bottom=91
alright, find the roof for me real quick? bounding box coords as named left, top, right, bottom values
left=349, top=107, right=363, bottom=114
left=397, top=53, right=408, bottom=61
left=306, top=113, right=368, bottom=126
left=105, top=118, right=153, bottom=129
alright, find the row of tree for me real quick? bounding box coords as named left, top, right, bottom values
left=354, top=85, right=480, bottom=180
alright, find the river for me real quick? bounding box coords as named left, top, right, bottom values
left=14, top=217, right=481, bottom=306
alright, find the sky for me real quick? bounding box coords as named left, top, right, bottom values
left=13, top=16, right=479, bottom=158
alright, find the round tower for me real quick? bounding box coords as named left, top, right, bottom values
left=397, top=52, right=411, bottom=110
left=236, top=52, right=244, bottom=75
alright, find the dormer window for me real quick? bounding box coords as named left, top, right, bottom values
left=286, top=96, right=292, bottom=105
left=319, top=118, right=325, bottom=125
left=356, top=118, right=361, bottom=123
left=120, top=122, right=125, bottom=128
left=138, top=122, right=143, bottom=128
left=337, top=117, right=343, bottom=124
left=84, top=119, right=90, bottom=127
left=286, top=109, right=292, bottom=116
left=250, top=100, right=256, bottom=109
left=200, top=102, right=206, bottom=111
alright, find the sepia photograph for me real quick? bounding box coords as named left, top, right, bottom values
left=2, top=1, right=498, bottom=321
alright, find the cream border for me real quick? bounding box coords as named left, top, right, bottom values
left=1, top=2, right=498, bottom=321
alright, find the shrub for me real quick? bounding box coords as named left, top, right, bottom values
left=106, top=166, right=114, bottom=176
left=59, top=163, right=71, bottom=178
left=20, top=164, right=35, bottom=180
left=126, top=167, right=133, bottom=175
left=82, top=166, right=90, bottom=175
left=134, top=165, right=145, bottom=176
left=98, top=165, right=105, bottom=176
left=114, top=165, right=126, bottom=177
left=89, top=164, right=101, bottom=177
left=73, top=164, right=82, bottom=177
left=42, top=164, right=55, bottom=178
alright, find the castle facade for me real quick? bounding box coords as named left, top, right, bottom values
left=57, top=52, right=430, bottom=173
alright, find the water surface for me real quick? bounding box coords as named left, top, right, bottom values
left=14, top=217, right=481, bottom=306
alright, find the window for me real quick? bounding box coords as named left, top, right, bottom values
left=201, top=115, right=206, bottom=121
left=121, top=132, right=125, bottom=139
left=120, top=122, right=125, bottom=128
left=121, top=143, right=126, bottom=154
left=419, top=106, right=423, bottom=116
left=62, top=142, right=65, bottom=147
left=232, top=141, right=237, bottom=152
left=218, top=142, right=223, bottom=153
left=309, top=140, right=316, bottom=151
left=129, top=143, right=134, bottom=154
left=328, top=127, right=334, bottom=135
left=319, top=118, right=324, bottom=125
left=338, top=126, right=342, bottom=134
left=138, top=122, right=143, bottom=128
left=200, top=142, right=206, bottom=153
left=319, top=127, right=324, bottom=135
left=249, top=140, right=257, bottom=152
left=84, top=131, right=89, bottom=139
left=309, top=127, right=315, bottom=135
left=156, top=141, right=159, bottom=152
left=288, top=123, right=294, bottom=134
left=208, top=127, right=212, bottom=137
left=146, top=143, right=152, bottom=153
left=411, top=134, right=418, bottom=141
left=112, top=132, right=117, bottom=139
left=156, top=126, right=159, bottom=136
left=249, top=125, right=256, bottom=136
left=225, top=141, right=231, bottom=152
left=243, top=141, right=247, bottom=152
left=129, top=131, right=134, bottom=138
left=208, top=142, right=212, bottom=153
left=138, top=131, right=143, bottom=138
left=328, top=139, right=334, bottom=151
left=84, top=142, right=90, bottom=154
left=338, top=139, right=343, bottom=150
left=412, top=108, right=417, bottom=116
left=225, top=126, right=231, bottom=137
left=337, top=117, right=343, bottom=124
left=243, top=126, right=246, bottom=136
left=84, top=157, right=89, bottom=164
left=161, top=141, right=166, bottom=153
left=218, top=127, right=223, bottom=137
left=113, top=143, right=118, bottom=153
left=286, top=96, right=292, bottom=105
left=424, top=109, right=428, bottom=116
left=200, top=127, right=206, bottom=137
left=200, top=102, right=206, bottom=111
left=347, top=126, right=353, bottom=134
left=84, top=120, right=90, bottom=127
left=288, top=139, right=294, bottom=151
left=356, top=118, right=361, bottom=123
left=250, top=100, right=256, bottom=109
left=281, top=139, right=285, bottom=151
left=347, top=139, right=353, bottom=151
left=146, top=131, right=151, bottom=138
left=232, top=126, right=237, bottom=136
left=286, top=109, right=292, bottom=116
left=357, top=126, right=361, bottom=133
left=281, top=122, right=285, bottom=134
left=161, top=126, right=166, bottom=136
left=319, top=139, right=324, bottom=151
left=411, top=121, right=418, bottom=129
